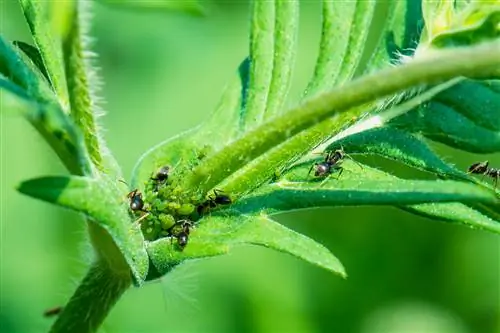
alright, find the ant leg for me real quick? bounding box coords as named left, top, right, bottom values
left=334, top=167, right=344, bottom=180
left=134, top=212, right=150, bottom=225
left=308, top=163, right=317, bottom=178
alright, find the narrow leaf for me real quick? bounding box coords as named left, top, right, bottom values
left=241, top=0, right=275, bottom=130
left=330, top=127, right=468, bottom=180
left=13, top=40, right=51, bottom=84
left=390, top=100, right=500, bottom=153
left=17, top=176, right=149, bottom=284
left=19, top=0, right=70, bottom=111
left=263, top=0, right=298, bottom=120
left=231, top=166, right=499, bottom=215
left=304, top=0, right=376, bottom=97
left=146, top=215, right=346, bottom=278
left=402, top=202, right=500, bottom=234
left=97, top=0, right=206, bottom=15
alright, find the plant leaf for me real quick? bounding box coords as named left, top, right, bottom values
left=62, top=0, right=121, bottom=177
left=390, top=99, right=500, bottom=153
left=146, top=214, right=346, bottom=279
left=241, top=0, right=299, bottom=130
left=330, top=127, right=468, bottom=180
left=16, top=176, right=149, bottom=285
left=402, top=202, right=500, bottom=234
left=230, top=161, right=499, bottom=215
left=13, top=40, right=51, bottom=84
left=97, top=0, right=206, bottom=15
left=304, top=0, right=376, bottom=97
left=180, top=41, right=500, bottom=194
left=19, top=0, right=70, bottom=111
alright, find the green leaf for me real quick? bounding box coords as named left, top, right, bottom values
left=97, top=0, right=206, bottom=16
left=433, top=79, right=500, bottom=132
left=304, top=0, right=376, bottom=97
left=402, top=202, right=500, bottom=234
left=146, top=214, right=346, bottom=279
left=13, top=40, right=51, bottom=84
left=330, top=127, right=468, bottom=179
left=180, top=41, right=500, bottom=195
left=390, top=99, right=500, bottom=153
left=242, top=0, right=299, bottom=130
left=16, top=176, right=149, bottom=285
left=19, top=0, right=70, bottom=111
left=62, top=0, right=121, bottom=177
left=231, top=161, right=499, bottom=215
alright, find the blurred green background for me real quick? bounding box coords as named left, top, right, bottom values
left=1, top=1, right=499, bottom=332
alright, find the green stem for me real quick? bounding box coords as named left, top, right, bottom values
left=49, top=261, right=131, bottom=333
left=182, top=41, right=500, bottom=194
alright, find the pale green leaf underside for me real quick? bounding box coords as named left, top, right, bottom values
left=16, top=176, right=149, bottom=284
left=146, top=214, right=346, bottom=278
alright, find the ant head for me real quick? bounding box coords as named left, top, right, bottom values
left=468, top=161, right=489, bottom=174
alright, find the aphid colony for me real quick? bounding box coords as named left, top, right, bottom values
left=125, top=165, right=232, bottom=250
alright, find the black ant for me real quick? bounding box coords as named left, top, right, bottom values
left=308, top=147, right=361, bottom=182
left=168, top=220, right=193, bottom=249
left=197, top=189, right=232, bottom=215
left=127, top=189, right=146, bottom=212
left=468, top=161, right=499, bottom=188
left=152, top=166, right=170, bottom=182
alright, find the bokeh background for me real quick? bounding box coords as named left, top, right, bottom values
left=1, top=1, right=499, bottom=332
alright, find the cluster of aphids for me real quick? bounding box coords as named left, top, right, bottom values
left=468, top=161, right=499, bottom=188
left=125, top=166, right=232, bottom=250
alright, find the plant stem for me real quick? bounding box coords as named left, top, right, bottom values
left=49, top=261, right=131, bottom=333
left=182, top=41, right=500, bottom=193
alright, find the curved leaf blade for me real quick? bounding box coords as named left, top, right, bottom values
left=331, top=127, right=468, bottom=179
left=16, top=176, right=149, bottom=284
left=13, top=40, right=51, bottom=84
left=402, top=202, right=500, bottom=234
left=146, top=214, right=346, bottom=278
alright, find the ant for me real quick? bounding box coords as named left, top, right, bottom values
left=119, top=180, right=150, bottom=223
left=168, top=220, right=193, bottom=249
left=151, top=166, right=170, bottom=191
left=468, top=161, right=499, bottom=188
left=309, top=147, right=361, bottom=181
left=197, top=189, right=232, bottom=215
left=44, top=306, right=63, bottom=318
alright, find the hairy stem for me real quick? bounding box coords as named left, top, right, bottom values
left=49, top=261, right=131, bottom=333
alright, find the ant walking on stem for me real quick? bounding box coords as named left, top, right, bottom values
left=468, top=161, right=499, bottom=188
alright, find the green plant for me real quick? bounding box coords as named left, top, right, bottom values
left=1, top=0, right=499, bottom=332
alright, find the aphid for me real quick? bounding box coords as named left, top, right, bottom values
left=168, top=220, right=193, bottom=249
left=44, top=306, right=63, bottom=318
left=152, top=166, right=170, bottom=182
left=197, top=189, right=232, bottom=215
left=468, top=161, right=499, bottom=188
left=127, top=189, right=145, bottom=212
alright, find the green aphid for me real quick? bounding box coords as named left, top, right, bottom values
left=167, top=202, right=181, bottom=211
left=159, top=214, right=175, bottom=230
left=177, top=203, right=195, bottom=216
left=141, top=220, right=161, bottom=241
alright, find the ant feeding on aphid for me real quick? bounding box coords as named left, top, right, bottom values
left=168, top=219, right=193, bottom=249
left=468, top=161, right=499, bottom=188
left=197, top=189, right=232, bottom=215
left=308, top=147, right=362, bottom=182
left=44, top=306, right=63, bottom=318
